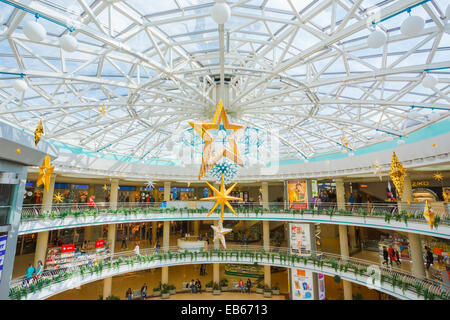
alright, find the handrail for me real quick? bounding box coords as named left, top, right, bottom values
left=9, top=245, right=449, bottom=300
left=20, top=201, right=449, bottom=224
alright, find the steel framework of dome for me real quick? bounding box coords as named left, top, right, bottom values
left=0, top=0, right=449, bottom=162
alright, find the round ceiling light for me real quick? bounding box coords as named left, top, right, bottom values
left=367, top=30, right=386, bottom=48
left=396, top=139, right=405, bottom=145
left=400, top=15, right=424, bottom=37
left=23, top=20, right=47, bottom=42
left=13, top=79, right=28, bottom=92
left=211, top=2, right=231, bottom=24
left=60, top=34, right=78, bottom=52
left=422, top=74, right=437, bottom=89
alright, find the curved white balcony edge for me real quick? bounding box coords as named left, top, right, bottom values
left=19, top=212, right=450, bottom=239
left=10, top=250, right=440, bottom=301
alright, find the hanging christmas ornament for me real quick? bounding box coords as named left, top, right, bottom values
left=372, top=161, right=383, bottom=181
left=423, top=201, right=435, bottom=230
left=211, top=220, right=232, bottom=249
left=53, top=192, right=64, bottom=203
left=188, top=100, right=244, bottom=180
left=97, top=104, right=107, bottom=120
left=34, top=119, right=44, bottom=146
left=145, top=179, right=155, bottom=189
left=36, top=155, right=54, bottom=193
left=200, top=174, right=242, bottom=221
left=207, top=160, right=239, bottom=184
left=389, top=152, right=406, bottom=199
left=16, top=148, right=21, bottom=155
left=102, top=184, right=108, bottom=191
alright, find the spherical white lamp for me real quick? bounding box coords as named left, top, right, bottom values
left=23, top=20, right=47, bottom=42
left=367, top=30, right=386, bottom=48
left=400, top=15, right=424, bottom=37
left=422, top=74, right=437, bottom=89
left=211, top=2, right=231, bottom=24
left=60, top=34, right=78, bottom=52
left=13, top=79, right=28, bottom=92
left=396, top=139, right=405, bottom=145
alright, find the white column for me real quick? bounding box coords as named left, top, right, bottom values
left=164, top=182, right=171, bottom=202
left=103, top=277, right=112, bottom=299
left=409, top=232, right=426, bottom=278
left=335, top=178, right=345, bottom=210
left=261, top=182, right=269, bottom=210
left=263, top=220, right=271, bottom=288
left=339, top=225, right=352, bottom=300
left=34, top=173, right=56, bottom=267
left=110, top=179, right=119, bottom=210
left=305, top=180, right=312, bottom=209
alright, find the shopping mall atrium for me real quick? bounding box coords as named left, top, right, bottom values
left=0, top=0, right=449, bottom=302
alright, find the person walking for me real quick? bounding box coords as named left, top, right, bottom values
left=196, top=279, right=202, bottom=294
left=382, top=246, right=389, bottom=266
left=134, top=242, right=140, bottom=257
left=141, top=283, right=148, bottom=299
left=238, top=279, right=245, bottom=293
left=394, top=249, right=401, bottom=266
left=190, top=279, right=196, bottom=293
left=155, top=239, right=161, bottom=254
left=388, top=245, right=395, bottom=266
left=126, top=288, right=133, bottom=300
left=22, top=263, right=35, bottom=287
left=121, top=234, right=127, bottom=249
left=426, top=247, right=434, bottom=269
left=246, top=278, right=252, bottom=294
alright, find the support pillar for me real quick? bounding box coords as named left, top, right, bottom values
left=34, top=173, right=56, bottom=267
left=152, top=221, right=157, bottom=242
left=161, top=220, right=170, bottom=285
left=263, top=220, right=271, bottom=288
left=305, top=180, right=313, bottom=209
left=409, top=232, right=426, bottom=278
left=349, top=226, right=357, bottom=249
left=398, top=175, right=413, bottom=213
left=261, top=182, right=269, bottom=210
left=337, top=178, right=352, bottom=300
left=194, top=220, right=200, bottom=236
left=164, top=182, right=171, bottom=202
left=103, top=277, right=112, bottom=299
left=110, top=179, right=119, bottom=209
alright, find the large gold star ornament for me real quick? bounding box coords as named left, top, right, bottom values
left=423, top=201, right=435, bottom=230
left=200, top=174, right=242, bottom=221
left=36, top=155, right=54, bottom=193
left=53, top=192, right=64, bottom=203
left=389, top=152, right=406, bottom=199
left=211, top=221, right=232, bottom=249
left=189, top=100, right=244, bottom=180
left=34, top=119, right=44, bottom=146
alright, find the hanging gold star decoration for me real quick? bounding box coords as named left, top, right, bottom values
left=423, top=201, right=435, bottom=230
left=189, top=100, right=244, bottom=180
left=53, top=192, right=64, bottom=203
left=433, top=172, right=443, bottom=182
left=36, top=155, right=54, bottom=193
left=432, top=143, right=437, bottom=148
left=211, top=221, right=233, bottom=249
left=389, top=152, right=406, bottom=199
left=97, top=104, right=107, bottom=120
left=16, top=148, right=21, bottom=155
left=102, top=184, right=108, bottom=191
left=200, top=174, right=242, bottom=221
left=34, top=119, right=44, bottom=146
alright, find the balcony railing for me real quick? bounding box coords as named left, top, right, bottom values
left=9, top=245, right=450, bottom=301
left=19, top=201, right=450, bottom=228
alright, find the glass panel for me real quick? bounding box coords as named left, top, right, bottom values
left=0, top=184, right=14, bottom=226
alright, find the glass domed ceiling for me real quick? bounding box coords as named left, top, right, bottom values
left=0, top=0, right=449, bottom=162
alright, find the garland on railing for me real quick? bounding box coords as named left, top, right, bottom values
left=21, top=205, right=449, bottom=229
left=9, top=248, right=450, bottom=301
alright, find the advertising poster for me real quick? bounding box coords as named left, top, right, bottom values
left=0, top=235, right=6, bottom=283
left=318, top=273, right=326, bottom=300
left=61, top=244, right=75, bottom=253
left=289, top=224, right=311, bottom=255
left=288, top=181, right=307, bottom=210
left=291, top=269, right=314, bottom=300
left=400, top=245, right=410, bottom=259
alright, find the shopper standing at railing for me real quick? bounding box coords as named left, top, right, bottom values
left=141, top=283, right=148, bottom=299
left=388, top=245, right=395, bottom=266
left=88, top=195, right=96, bottom=209
left=382, top=246, right=389, bottom=266
left=126, top=288, right=132, bottom=300
left=22, top=264, right=35, bottom=288
left=33, top=260, right=43, bottom=282
left=425, top=247, right=434, bottom=269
